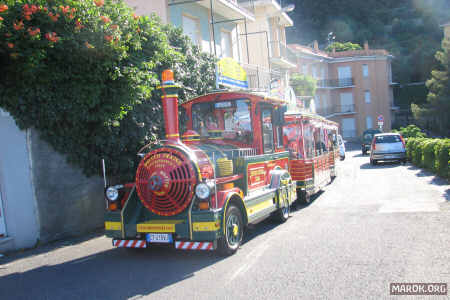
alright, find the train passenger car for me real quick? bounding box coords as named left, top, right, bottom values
left=104, top=70, right=296, bottom=255
left=283, top=113, right=339, bottom=204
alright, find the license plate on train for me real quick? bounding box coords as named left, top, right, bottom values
left=146, top=233, right=173, bottom=243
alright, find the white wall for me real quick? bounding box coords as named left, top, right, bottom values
left=0, top=110, right=39, bottom=252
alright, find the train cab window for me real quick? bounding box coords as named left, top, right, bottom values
left=191, top=99, right=252, bottom=145
left=261, top=107, right=274, bottom=153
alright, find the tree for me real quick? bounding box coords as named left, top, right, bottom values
left=424, top=33, right=450, bottom=135
left=325, top=41, right=362, bottom=52
left=290, top=73, right=316, bottom=96
left=0, top=0, right=216, bottom=182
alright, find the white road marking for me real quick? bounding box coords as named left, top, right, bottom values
left=227, top=242, right=270, bottom=284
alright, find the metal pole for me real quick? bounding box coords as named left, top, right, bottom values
left=244, top=18, right=250, bottom=64
left=210, top=0, right=217, bottom=57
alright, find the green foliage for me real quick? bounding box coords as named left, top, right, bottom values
left=289, top=73, right=316, bottom=96
left=0, top=0, right=216, bottom=182
left=325, top=41, right=362, bottom=52
left=406, top=137, right=450, bottom=178
left=424, top=34, right=450, bottom=135
left=392, top=124, right=426, bottom=138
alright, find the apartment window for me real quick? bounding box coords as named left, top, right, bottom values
left=364, top=90, right=371, bottom=103
left=302, top=65, right=308, bottom=75
left=363, top=64, right=369, bottom=77
left=182, top=14, right=200, bottom=46
left=366, top=116, right=373, bottom=129
left=221, top=30, right=232, bottom=58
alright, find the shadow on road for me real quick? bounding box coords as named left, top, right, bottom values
left=360, top=161, right=403, bottom=169
left=0, top=215, right=295, bottom=300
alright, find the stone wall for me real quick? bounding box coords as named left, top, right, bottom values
left=29, top=129, right=105, bottom=243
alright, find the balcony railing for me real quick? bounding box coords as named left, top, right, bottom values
left=317, top=78, right=354, bottom=88
left=316, top=104, right=356, bottom=116
left=241, top=63, right=281, bottom=91
left=269, top=41, right=297, bottom=66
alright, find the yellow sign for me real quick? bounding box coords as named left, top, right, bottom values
left=136, top=220, right=183, bottom=233
left=105, top=221, right=122, bottom=231
left=217, top=57, right=248, bottom=89
left=193, top=221, right=220, bottom=232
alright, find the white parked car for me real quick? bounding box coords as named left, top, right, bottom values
left=337, top=134, right=346, bottom=160
left=370, top=133, right=406, bottom=165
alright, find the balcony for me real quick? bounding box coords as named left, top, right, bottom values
left=169, top=0, right=255, bottom=21
left=241, top=63, right=281, bottom=91
left=316, top=104, right=356, bottom=117
left=316, top=78, right=355, bottom=89
left=270, top=41, right=297, bottom=69
left=244, top=0, right=293, bottom=26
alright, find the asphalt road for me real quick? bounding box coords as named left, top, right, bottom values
left=1, top=145, right=449, bottom=300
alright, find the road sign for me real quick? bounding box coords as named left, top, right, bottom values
left=377, top=114, right=384, bottom=122
left=377, top=121, right=384, bottom=126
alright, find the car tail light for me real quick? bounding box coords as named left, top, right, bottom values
left=371, top=138, right=376, bottom=150
left=399, top=135, right=406, bottom=149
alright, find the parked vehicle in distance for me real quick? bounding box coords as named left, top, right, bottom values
left=337, top=134, right=345, bottom=160
left=370, top=133, right=406, bottom=165
left=361, top=129, right=381, bottom=155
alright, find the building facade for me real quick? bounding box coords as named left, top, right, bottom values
left=125, top=0, right=297, bottom=97
left=289, top=42, right=395, bottom=140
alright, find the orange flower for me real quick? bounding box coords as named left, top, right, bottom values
left=100, top=15, right=110, bottom=23
left=85, top=41, right=94, bottom=49
left=68, top=13, right=74, bottom=19
left=7, top=43, right=14, bottom=49
left=60, top=5, right=70, bottom=14
left=31, top=5, right=38, bottom=13
left=71, top=8, right=76, bottom=13
left=75, top=20, right=84, bottom=30
left=110, top=24, right=119, bottom=31
left=42, top=7, right=48, bottom=13
left=45, top=32, right=59, bottom=43
left=48, top=12, right=60, bottom=22
left=28, top=27, right=40, bottom=36
left=133, top=14, right=139, bottom=20
left=24, top=15, right=31, bottom=21
left=0, top=4, right=8, bottom=13
left=13, top=21, right=24, bottom=30
left=94, top=0, right=104, bottom=7
left=0, top=16, right=3, bottom=21
left=104, top=35, right=112, bottom=42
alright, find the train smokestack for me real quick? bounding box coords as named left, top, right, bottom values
left=159, top=69, right=180, bottom=143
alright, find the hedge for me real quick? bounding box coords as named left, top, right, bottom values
left=406, top=137, right=450, bottom=179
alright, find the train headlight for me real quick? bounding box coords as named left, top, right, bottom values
left=195, top=183, right=210, bottom=200
left=106, top=186, right=120, bottom=202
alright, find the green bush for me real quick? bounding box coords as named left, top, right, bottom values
left=406, top=137, right=449, bottom=179
left=0, top=0, right=216, bottom=182
left=422, top=139, right=440, bottom=171
left=434, top=139, right=450, bottom=178
left=392, top=124, right=427, bottom=138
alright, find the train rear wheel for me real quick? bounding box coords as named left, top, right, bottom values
left=218, top=205, right=243, bottom=256
left=275, top=189, right=290, bottom=223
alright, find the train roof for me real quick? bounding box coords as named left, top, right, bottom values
left=181, top=90, right=289, bottom=106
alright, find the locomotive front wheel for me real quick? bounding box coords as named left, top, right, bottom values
left=218, top=205, right=243, bottom=256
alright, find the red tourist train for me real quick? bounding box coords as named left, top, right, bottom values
left=104, top=70, right=339, bottom=255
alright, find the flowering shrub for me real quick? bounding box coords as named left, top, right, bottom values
left=0, top=0, right=216, bottom=181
